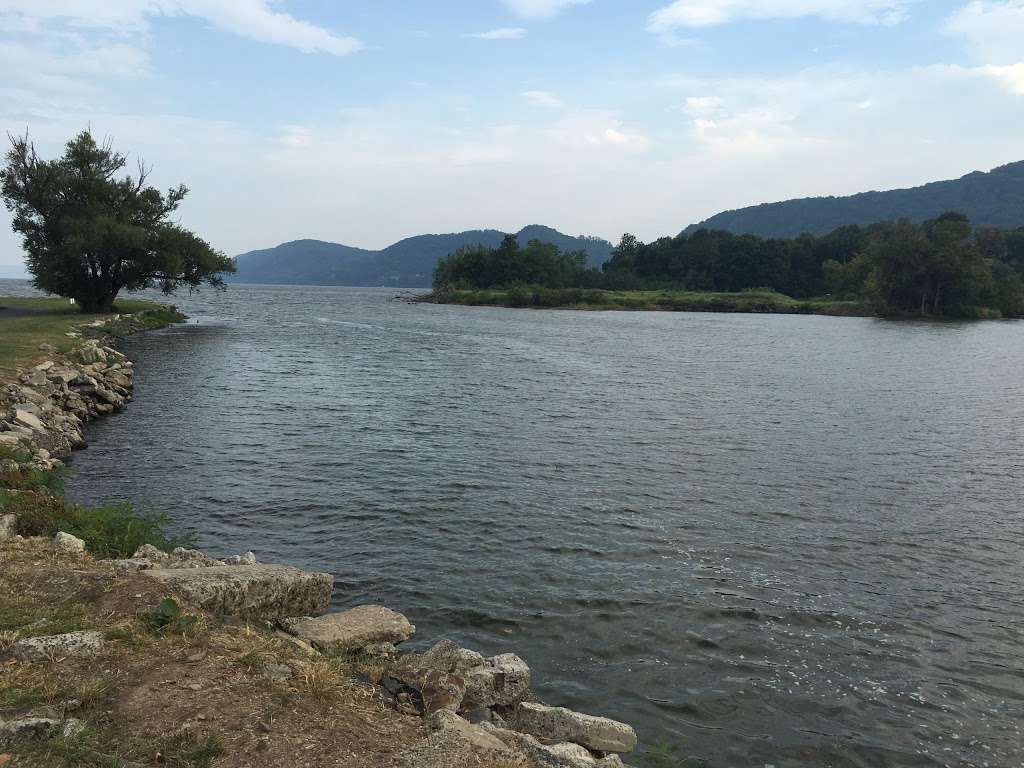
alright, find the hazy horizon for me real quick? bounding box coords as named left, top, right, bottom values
left=2, top=0, right=1023, bottom=274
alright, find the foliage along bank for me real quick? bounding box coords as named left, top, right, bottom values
left=432, top=214, right=1024, bottom=319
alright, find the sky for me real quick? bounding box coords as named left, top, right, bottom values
left=1, top=0, right=1023, bottom=276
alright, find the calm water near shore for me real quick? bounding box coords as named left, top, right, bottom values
left=6, top=280, right=1021, bottom=767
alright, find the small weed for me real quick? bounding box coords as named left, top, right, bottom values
left=156, top=730, right=225, bottom=768
left=298, top=659, right=347, bottom=702
left=0, top=628, right=19, bottom=653
left=144, top=598, right=199, bottom=636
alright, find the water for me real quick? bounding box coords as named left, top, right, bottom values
left=8, top=280, right=1022, bottom=767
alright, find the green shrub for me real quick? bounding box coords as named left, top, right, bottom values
left=144, top=598, right=199, bottom=635
left=7, top=492, right=192, bottom=559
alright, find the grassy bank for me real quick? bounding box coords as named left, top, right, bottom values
left=0, top=297, right=185, bottom=378
left=431, top=287, right=872, bottom=316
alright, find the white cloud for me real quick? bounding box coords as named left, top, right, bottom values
left=465, top=27, right=527, bottom=39
left=648, top=0, right=916, bottom=31
left=944, top=1, right=1024, bottom=65
left=976, top=62, right=1024, bottom=93
left=0, top=0, right=362, bottom=55
left=499, top=0, right=591, bottom=19
left=523, top=90, right=564, bottom=107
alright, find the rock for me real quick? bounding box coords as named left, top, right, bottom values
left=0, top=434, right=22, bottom=447
left=478, top=723, right=625, bottom=768
left=13, top=409, right=44, bottom=433
left=147, top=564, right=333, bottom=620
left=398, top=711, right=521, bottom=768
left=262, top=663, right=294, bottom=681
left=393, top=640, right=530, bottom=713
left=507, top=702, right=637, bottom=754
left=75, top=345, right=106, bottom=364
left=23, top=369, right=48, bottom=387
left=133, top=543, right=170, bottom=562
left=0, top=717, right=83, bottom=745
left=33, top=360, right=54, bottom=372
left=280, top=605, right=414, bottom=655
left=9, top=631, right=103, bottom=662
left=168, top=547, right=223, bottom=568
left=0, top=515, right=17, bottom=542
left=51, top=532, right=86, bottom=555
left=463, top=652, right=531, bottom=710
left=222, top=551, right=257, bottom=566
left=38, top=342, right=56, bottom=353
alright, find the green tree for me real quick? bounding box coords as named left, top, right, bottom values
left=1, top=129, right=234, bottom=312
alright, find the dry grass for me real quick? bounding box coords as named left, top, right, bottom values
left=0, top=537, right=427, bottom=767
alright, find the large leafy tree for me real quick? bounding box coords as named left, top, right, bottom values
left=1, top=129, right=234, bottom=312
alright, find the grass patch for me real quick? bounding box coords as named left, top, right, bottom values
left=0, top=487, right=192, bottom=559
left=0, top=296, right=184, bottom=377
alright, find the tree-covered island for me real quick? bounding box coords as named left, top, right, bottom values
left=431, top=213, right=1024, bottom=319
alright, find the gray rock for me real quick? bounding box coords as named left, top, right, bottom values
left=75, top=345, right=107, bottom=364
left=13, top=409, right=44, bottom=433
left=507, top=702, right=637, bottom=754
left=147, top=564, right=333, bottom=620
left=478, top=723, right=625, bottom=768
left=52, top=531, right=86, bottom=555
left=24, top=369, right=49, bottom=387
left=0, top=514, right=18, bottom=541
left=281, top=605, right=414, bottom=655
left=262, top=662, right=294, bottom=681
left=10, top=631, right=104, bottom=661
left=398, top=711, right=521, bottom=768
left=133, top=543, right=170, bottom=562
left=463, top=652, right=531, bottom=709
left=168, top=547, right=223, bottom=568
left=0, top=716, right=84, bottom=745
left=222, top=551, right=257, bottom=566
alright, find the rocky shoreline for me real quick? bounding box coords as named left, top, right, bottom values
left=0, top=314, right=639, bottom=767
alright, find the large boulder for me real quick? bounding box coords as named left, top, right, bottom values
left=391, top=639, right=531, bottom=714
left=463, top=652, right=531, bottom=710
left=9, top=631, right=103, bottom=662
left=281, top=605, right=414, bottom=655
left=397, top=710, right=520, bottom=768
left=506, top=703, right=637, bottom=754
left=13, top=409, right=44, bottom=433
left=148, top=564, right=332, bottom=620
left=52, top=531, right=86, bottom=555
left=478, top=723, right=628, bottom=768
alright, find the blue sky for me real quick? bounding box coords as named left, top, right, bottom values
left=1, top=0, right=1023, bottom=276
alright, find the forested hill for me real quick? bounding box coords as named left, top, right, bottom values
left=231, top=225, right=614, bottom=287
left=685, top=160, right=1024, bottom=238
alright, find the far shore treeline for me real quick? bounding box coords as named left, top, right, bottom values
left=432, top=213, right=1024, bottom=318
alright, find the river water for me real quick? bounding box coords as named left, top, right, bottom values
left=10, top=281, right=1021, bottom=767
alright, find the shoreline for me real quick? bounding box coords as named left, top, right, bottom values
left=0, top=305, right=641, bottom=767
left=417, top=287, right=874, bottom=317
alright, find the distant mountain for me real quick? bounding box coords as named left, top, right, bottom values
left=231, top=225, right=614, bottom=287
left=685, top=160, right=1024, bottom=238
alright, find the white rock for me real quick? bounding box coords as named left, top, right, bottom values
left=281, top=605, right=415, bottom=654
left=0, top=514, right=17, bottom=541
left=508, top=702, right=637, bottom=754
left=148, top=564, right=333, bottom=620
left=13, top=409, right=44, bottom=433
left=10, top=631, right=103, bottom=661
left=222, top=551, right=258, bottom=566
left=52, top=531, right=86, bottom=555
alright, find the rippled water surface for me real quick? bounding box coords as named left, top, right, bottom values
left=22, top=281, right=1022, bottom=767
